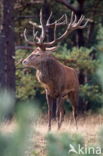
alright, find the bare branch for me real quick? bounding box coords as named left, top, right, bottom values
left=15, top=46, right=33, bottom=50
left=55, top=0, right=77, bottom=13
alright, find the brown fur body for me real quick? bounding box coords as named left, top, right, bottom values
left=36, top=55, right=79, bottom=98
left=23, top=51, right=79, bottom=130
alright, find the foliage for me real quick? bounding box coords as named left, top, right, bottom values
left=46, top=130, right=103, bottom=156
left=96, top=25, right=103, bottom=49
left=0, top=90, right=39, bottom=156
left=80, top=84, right=101, bottom=103
left=55, top=46, right=98, bottom=72
left=16, top=49, right=42, bottom=100
left=46, top=133, right=84, bottom=156
left=0, top=90, right=15, bottom=121
left=97, top=54, right=103, bottom=99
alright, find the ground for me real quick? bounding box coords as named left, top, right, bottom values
left=0, top=113, right=103, bottom=156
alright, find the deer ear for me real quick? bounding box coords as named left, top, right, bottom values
left=46, top=46, right=58, bottom=52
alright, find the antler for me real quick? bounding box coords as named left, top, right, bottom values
left=43, top=12, right=89, bottom=47
left=24, top=9, right=67, bottom=48
left=39, top=9, right=45, bottom=43
left=24, top=9, right=46, bottom=48
left=24, top=11, right=89, bottom=48
left=29, top=12, right=67, bottom=29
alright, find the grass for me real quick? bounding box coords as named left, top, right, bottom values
left=34, top=113, right=103, bottom=156
left=0, top=113, right=103, bottom=156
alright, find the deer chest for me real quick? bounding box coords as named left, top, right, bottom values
left=36, top=70, right=56, bottom=94
left=36, top=70, right=47, bottom=83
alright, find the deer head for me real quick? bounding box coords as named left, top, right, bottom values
left=22, top=9, right=89, bottom=68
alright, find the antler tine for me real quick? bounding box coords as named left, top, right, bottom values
left=43, top=12, right=89, bottom=47
left=76, top=15, right=85, bottom=26
left=29, top=21, right=41, bottom=29
left=24, top=28, right=35, bottom=45
left=32, top=25, right=39, bottom=42
left=72, top=15, right=88, bottom=30
left=46, top=13, right=67, bottom=27
left=72, top=14, right=77, bottom=25
left=65, top=14, right=68, bottom=24
left=47, top=11, right=53, bottom=25
left=56, top=14, right=65, bottom=23
left=24, top=28, right=28, bottom=42
left=70, top=12, right=74, bottom=24
left=54, top=21, right=57, bottom=40
left=24, top=10, right=89, bottom=48
left=56, top=14, right=68, bottom=26
left=79, top=19, right=90, bottom=29
left=29, top=13, right=67, bottom=30
left=40, top=9, right=46, bottom=43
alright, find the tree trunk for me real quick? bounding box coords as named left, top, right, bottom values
left=76, top=0, right=85, bottom=47
left=87, top=22, right=95, bottom=47
left=0, top=33, right=5, bottom=88
left=2, top=0, right=16, bottom=92
left=0, top=0, right=5, bottom=89
left=42, top=0, right=54, bottom=42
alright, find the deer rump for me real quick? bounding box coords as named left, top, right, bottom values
left=36, top=55, right=79, bottom=118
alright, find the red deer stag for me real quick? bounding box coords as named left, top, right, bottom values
left=22, top=10, right=89, bottom=130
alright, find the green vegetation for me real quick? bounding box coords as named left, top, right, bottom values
left=0, top=90, right=39, bottom=156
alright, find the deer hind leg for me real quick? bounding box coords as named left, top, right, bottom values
left=69, top=92, right=78, bottom=129
left=60, top=105, right=65, bottom=122
left=52, top=98, right=56, bottom=120
left=56, top=97, right=65, bottom=130
left=56, top=98, right=60, bottom=129
left=58, top=105, right=65, bottom=130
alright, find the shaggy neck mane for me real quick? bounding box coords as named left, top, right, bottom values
left=39, top=56, right=62, bottom=80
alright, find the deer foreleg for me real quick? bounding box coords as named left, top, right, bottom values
left=46, top=93, right=54, bottom=131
